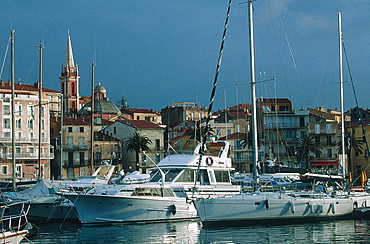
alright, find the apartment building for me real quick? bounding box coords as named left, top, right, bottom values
left=0, top=81, right=55, bottom=179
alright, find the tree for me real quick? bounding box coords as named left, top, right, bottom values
left=295, top=133, right=322, bottom=169
left=184, top=123, right=214, bottom=143
left=124, top=132, right=152, bottom=171
left=116, top=96, right=129, bottom=110
left=336, top=130, right=363, bottom=175
left=240, top=131, right=264, bottom=149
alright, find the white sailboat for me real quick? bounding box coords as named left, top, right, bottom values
left=193, top=1, right=354, bottom=227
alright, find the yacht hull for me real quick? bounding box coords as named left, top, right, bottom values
left=65, top=194, right=198, bottom=224
left=194, top=193, right=354, bottom=227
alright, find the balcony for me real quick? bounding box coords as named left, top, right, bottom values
left=265, top=122, right=308, bottom=129
left=0, top=152, right=54, bottom=160
left=0, top=137, right=49, bottom=143
left=61, top=145, right=89, bottom=151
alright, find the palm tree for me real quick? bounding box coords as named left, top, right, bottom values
left=336, top=130, right=363, bottom=175
left=124, top=132, right=152, bottom=171
left=295, top=133, right=322, bottom=169
left=184, top=123, right=214, bottom=143
left=240, top=131, right=264, bottom=149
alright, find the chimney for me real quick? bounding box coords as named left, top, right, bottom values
left=0, top=80, right=4, bottom=86
left=34, top=82, right=40, bottom=89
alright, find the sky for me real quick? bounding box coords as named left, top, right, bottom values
left=1, top=0, right=369, bottom=112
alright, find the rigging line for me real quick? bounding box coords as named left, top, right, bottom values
left=0, top=36, right=11, bottom=79
left=313, top=38, right=333, bottom=109
left=279, top=16, right=308, bottom=107
left=266, top=2, right=292, bottom=100
left=342, top=41, right=370, bottom=160
left=192, top=0, right=232, bottom=199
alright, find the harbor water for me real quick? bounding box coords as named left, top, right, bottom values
left=25, top=219, right=370, bottom=243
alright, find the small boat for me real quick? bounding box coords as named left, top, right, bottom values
left=193, top=1, right=354, bottom=227
left=60, top=140, right=240, bottom=224
left=3, top=162, right=116, bottom=221
left=0, top=202, right=31, bottom=244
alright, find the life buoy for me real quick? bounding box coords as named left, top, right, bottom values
left=206, top=157, right=213, bottom=166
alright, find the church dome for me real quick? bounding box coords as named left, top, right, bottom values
left=78, top=100, right=121, bottom=115
left=95, top=82, right=106, bottom=92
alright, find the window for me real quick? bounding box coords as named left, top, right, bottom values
left=66, top=127, right=73, bottom=132
left=28, top=147, right=34, bottom=154
left=30, top=132, right=34, bottom=141
left=113, top=127, right=116, bottom=134
left=1, top=165, right=8, bottom=175
left=16, top=105, right=22, bottom=115
left=41, top=119, right=45, bottom=130
left=15, top=147, right=21, bottom=154
left=314, top=124, right=320, bottom=134
left=16, top=164, right=22, bottom=177
left=214, top=170, right=230, bottom=183
left=41, top=106, right=45, bottom=116
left=67, top=137, right=73, bottom=147
left=3, top=105, right=10, bottom=115
left=327, top=136, right=332, bottom=145
left=4, top=132, right=10, bottom=138
left=3, top=119, right=10, bottom=129
left=27, top=106, right=34, bottom=116
left=235, top=124, right=240, bottom=133
left=79, top=137, right=85, bottom=147
left=227, top=129, right=231, bottom=135
left=78, top=127, right=85, bottom=132
left=176, top=170, right=194, bottom=182
left=155, top=139, right=160, bottom=151
left=28, top=119, right=34, bottom=129
left=327, top=149, right=332, bottom=158
left=16, top=119, right=21, bottom=129
left=79, top=152, right=85, bottom=165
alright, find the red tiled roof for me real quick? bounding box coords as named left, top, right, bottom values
left=0, top=82, right=60, bottom=93
left=128, top=120, right=162, bottom=129
left=219, top=132, right=246, bottom=140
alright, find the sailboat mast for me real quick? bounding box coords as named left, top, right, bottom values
left=38, top=41, right=43, bottom=180
left=248, top=0, right=259, bottom=190
left=90, top=62, right=95, bottom=174
left=11, top=30, right=15, bottom=191
left=338, top=11, right=346, bottom=178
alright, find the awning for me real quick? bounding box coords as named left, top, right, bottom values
left=310, top=161, right=339, bottom=166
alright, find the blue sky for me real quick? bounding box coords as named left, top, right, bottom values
left=1, top=0, right=369, bottom=112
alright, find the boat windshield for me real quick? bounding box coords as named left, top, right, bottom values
left=149, top=169, right=183, bottom=183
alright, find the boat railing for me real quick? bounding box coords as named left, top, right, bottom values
left=0, top=203, right=29, bottom=232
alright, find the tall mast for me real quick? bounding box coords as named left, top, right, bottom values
left=90, top=62, right=95, bottom=174
left=11, top=30, right=15, bottom=191
left=38, top=41, right=43, bottom=180
left=338, top=12, right=346, bottom=178
left=248, top=0, right=259, bottom=190
left=60, top=94, right=63, bottom=179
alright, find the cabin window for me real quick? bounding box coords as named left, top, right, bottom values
left=214, top=170, right=230, bottom=183
left=175, top=170, right=194, bottom=182
left=132, top=187, right=175, bottom=197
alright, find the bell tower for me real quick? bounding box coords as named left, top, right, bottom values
left=60, top=34, right=80, bottom=115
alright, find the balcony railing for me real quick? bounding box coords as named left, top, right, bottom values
left=0, top=153, right=54, bottom=160
left=265, top=122, right=308, bottom=128
left=0, top=137, right=49, bottom=143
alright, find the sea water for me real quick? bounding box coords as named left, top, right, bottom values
left=24, top=219, right=370, bottom=244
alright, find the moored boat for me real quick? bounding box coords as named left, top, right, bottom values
left=60, top=140, right=240, bottom=224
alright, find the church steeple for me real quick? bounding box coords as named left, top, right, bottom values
left=65, top=34, right=75, bottom=68
left=60, top=33, right=80, bottom=115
